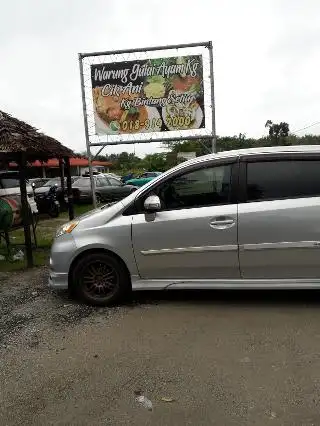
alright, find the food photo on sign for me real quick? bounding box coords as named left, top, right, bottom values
left=90, top=55, right=205, bottom=135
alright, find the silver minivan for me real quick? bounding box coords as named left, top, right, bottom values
left=49, top=145, right=320, bottom=305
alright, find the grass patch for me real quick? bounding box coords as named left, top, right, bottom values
left=61, top=203, right=95, bottom=220
left=0, top=204, right=94, bottom=272
left=0, top=249, right=49, bottom=272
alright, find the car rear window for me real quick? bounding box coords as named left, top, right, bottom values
left=246, top=159, right=320, bottom=201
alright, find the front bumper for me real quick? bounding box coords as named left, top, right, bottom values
left=48, top=270, right=69, bottom=290
left=48, top=234, right=77, bottom=290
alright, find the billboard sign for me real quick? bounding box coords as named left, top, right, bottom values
left=91, top=55, right=204, bottom=136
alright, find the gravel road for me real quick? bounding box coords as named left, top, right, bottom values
left=1, top=268, right=320, bottom=425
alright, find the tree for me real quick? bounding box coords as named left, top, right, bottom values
left=140, top=153, right=167, bottom=171
left=265, top=120, right=290, bottom=144
left=111, top=152, right=142, bottom=171
left=74, top=132, right=320, bottom=175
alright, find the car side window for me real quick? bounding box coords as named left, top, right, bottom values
left=109, top=178, right=121, bottom=186
left=246, top=159, right=320, bottom=202
left=96, top=178, right=105, bottom=187
left=150, top=164, right=232, bottom=211
left=99, top=177, right=109, bottom=187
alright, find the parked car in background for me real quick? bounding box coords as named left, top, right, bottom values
left=126, top=171, right=162, bottom=187
left=0, top=171, right=37, bottom=214
left=72, top=175, right=137, bottom=204
left=35, top=183, right=60, bottom=217
left=50, top=145, right=320, bottom=306
left=28, top=177, right=50, bottom=189
left=103, top=173, right=122, bottom=181
left=34, top=177, right=77, bottom=209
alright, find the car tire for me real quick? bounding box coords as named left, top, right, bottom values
left=71, top=252, right=131, bottom=306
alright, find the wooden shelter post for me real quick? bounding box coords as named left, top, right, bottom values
left=1, top=110, right=74, bottom=268
left=65, top=157, right=74, bottom=221
left=59, top=158, right=65, bottom=193
left=18, top=152, right=33, bottom=267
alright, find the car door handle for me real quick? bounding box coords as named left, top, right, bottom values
left=210, top=217, right=235, bottom=229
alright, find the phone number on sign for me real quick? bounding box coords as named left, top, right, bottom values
left=121, top=118, right=162, bottom=131
left=121, top=116, right=192, bottom=131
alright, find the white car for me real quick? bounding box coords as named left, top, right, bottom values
left=0, top=171, right=38, bottom=214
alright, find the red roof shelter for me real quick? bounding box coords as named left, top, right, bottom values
left=9, top=157, right=111, bottom=168
left=8, top=157, right=112, bottom=178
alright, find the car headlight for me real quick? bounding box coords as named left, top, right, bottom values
left=56, top=221, right=79, bottom=238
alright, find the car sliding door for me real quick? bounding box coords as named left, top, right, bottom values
left=238, top=155, right=320, bottom=279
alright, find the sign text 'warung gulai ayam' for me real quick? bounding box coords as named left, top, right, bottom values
left=91, top=55, right=205, bottom=136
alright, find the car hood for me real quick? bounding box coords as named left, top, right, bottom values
left=67, top=170, right=170, bottom=232
left=126, top=177, right=151, bottom=184
left=128, top=177, right=150, bottom=181
left=123, top=184, right=137, bottom=189
left=73, top=201, right=124, bottom=232
left=34, top=187, right=49, bottom=195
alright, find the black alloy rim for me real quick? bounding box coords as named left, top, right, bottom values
left=82, top=261, right=119, bottom=299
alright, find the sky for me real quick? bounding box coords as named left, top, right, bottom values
left=1, top=0, right=320, bottom=158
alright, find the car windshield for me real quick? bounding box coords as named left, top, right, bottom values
left=73, top=178, right=90, bottom=186
left=43, top=179, right=60, bottom=187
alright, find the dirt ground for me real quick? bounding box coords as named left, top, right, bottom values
left=1, top=268, right=320, bottom=425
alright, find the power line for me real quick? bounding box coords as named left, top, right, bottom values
left=291, top=121, right=320, bottom=134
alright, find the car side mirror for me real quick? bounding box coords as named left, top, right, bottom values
left=144, top=195, right=161, bottom=212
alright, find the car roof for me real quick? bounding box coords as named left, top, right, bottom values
left=151, top=145, right=320, bottom=179
left=181, top=145, right=320, bottom=166
left=0, top=170, right=19, bottom=176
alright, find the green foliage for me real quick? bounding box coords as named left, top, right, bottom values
left=140, top=153, right=167, bottom=171
left=265, top=120, right=290, bottom=144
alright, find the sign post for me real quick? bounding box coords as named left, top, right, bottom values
left=78, top=54, right=97, bottom=207
left=208, top=41, right=217, bottom=153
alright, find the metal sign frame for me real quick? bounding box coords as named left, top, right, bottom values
left=78, top=41, right=216, bottom=208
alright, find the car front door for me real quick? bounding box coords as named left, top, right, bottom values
left=94, top=177, right=106, bottom=200
left=131, top=160, right=240, bottom=280
left=108, top=177, right=128, bottom=199
left=98, top=177, right=123, bottom=201
left=238, top=155, right=320, bottom=279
